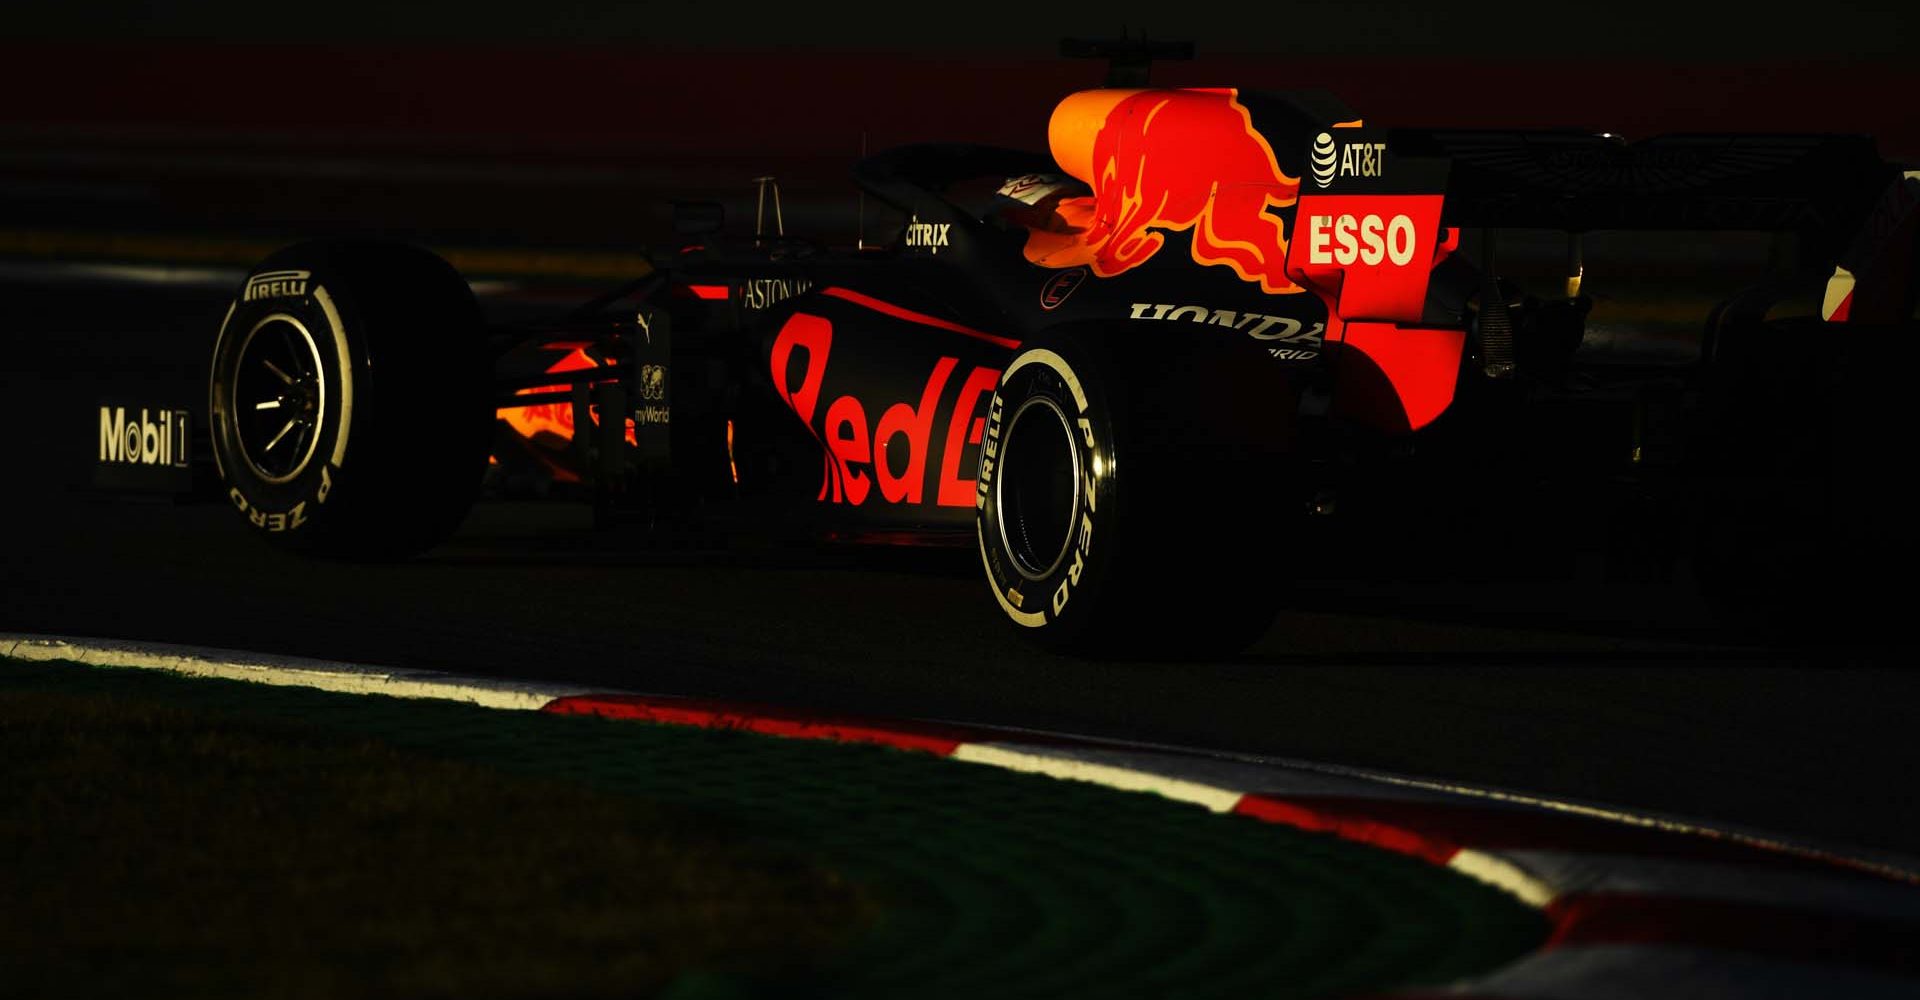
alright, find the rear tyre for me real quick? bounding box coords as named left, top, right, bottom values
left=208, top=240, right=491, bottom=559
left=975, top=329, right=1295, bottom=657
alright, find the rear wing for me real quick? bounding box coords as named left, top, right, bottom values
left=1287, top=127, right=1915, bottom=327
left=1278, top=127, right=1915, bottom=433
left=1390, top=130, right=1893, bottom=246
left=1398, top=130, right=1916, bottom=326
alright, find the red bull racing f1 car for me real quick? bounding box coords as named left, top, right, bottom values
left=206, top=51, right=1920, bottom=653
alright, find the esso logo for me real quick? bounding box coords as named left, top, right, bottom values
left=1306, top=214, right=1418, bottom=267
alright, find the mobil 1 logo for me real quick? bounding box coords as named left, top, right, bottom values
left=94, top=402, right=193, bottom=492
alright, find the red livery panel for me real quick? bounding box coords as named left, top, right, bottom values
left=770, top=297, right=1005, bottom=513
left=1287, top=194, right=1449, bottom=323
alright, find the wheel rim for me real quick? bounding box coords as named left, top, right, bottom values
left=995, top=395, right=1082, bottom=581
left=232, top=314, right=326, bottom=484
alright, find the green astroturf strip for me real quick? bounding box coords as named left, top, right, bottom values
left=0, top=658, right=1545, bottom=999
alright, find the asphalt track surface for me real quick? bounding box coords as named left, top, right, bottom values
left=4, top=275, right=1918, bottom=865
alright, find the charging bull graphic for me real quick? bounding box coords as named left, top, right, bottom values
left=1026, top=88, right=1306, bottom=295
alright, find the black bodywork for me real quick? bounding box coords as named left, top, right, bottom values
left=490, top=102, right=1910, bottom=548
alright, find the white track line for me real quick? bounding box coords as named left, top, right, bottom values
left=0, top=634, right=591, bottom=711
left=9, top=633, right=1562, bottom=906
left=949, top=743, right=1248, bottom=813
left=1449, top=850, right=1561, bottom=909
left=4, top=632, right=1559, bottom=907
left=931, top=717, right=1920, bottom=884
left=15, top=631, right=1920, bottom=999
left=6, top=630, right=1916, bottom=886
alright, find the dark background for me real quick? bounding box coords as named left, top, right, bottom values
left=3, top=0, right=1915, bottom=250
left=6, top=0, right=1915, bottom=54
left=3, top=0, right=1918, bottom=863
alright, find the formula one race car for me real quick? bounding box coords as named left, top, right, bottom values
left=206, top=42, right=1919, bottom=654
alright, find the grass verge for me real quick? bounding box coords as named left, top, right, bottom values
left=0, top=656, right=1546, bottom=998
left=0, top=677, right=872, bottom=999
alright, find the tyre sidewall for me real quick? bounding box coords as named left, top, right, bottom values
left=209, top=242, right=490, bottom=556
left=976, top=339, right=1124, bottom=648
left=976, top=327, right=1297, bottom=655
left=209, top=256, right=363, bottom=540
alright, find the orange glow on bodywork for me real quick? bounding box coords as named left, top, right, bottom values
left=819, top=287, right=1022, bottom=350
left=1284, top=183, right=1464, bottom=433
left=498, top=347, right=639, bottom=471
left=1331, top=321, right=1465, bottom=432
left=1030, top=88, right=1304, bottom=294
left=726, top=419, right=739, bottom=484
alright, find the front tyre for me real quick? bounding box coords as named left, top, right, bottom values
left=976, top=331, right=1291, bottom=657
left=208, top=241, right=491, bottom=559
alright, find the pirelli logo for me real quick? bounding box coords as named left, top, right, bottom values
left=244, top=269, right=311, bottom=302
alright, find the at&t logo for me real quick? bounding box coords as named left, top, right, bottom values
left=1310, top=133, right=1388, bottom=189
left=1311, top=133, right=1337, bottom=188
